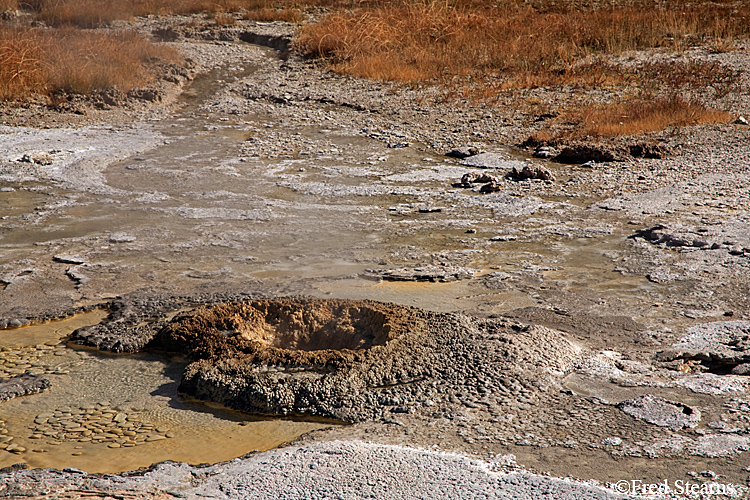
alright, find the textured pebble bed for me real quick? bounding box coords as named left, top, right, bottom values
left=0, top=344, right=69, bottom=379
left=0, top=373, right=176, bottom=457
left=25, top=403, right=174, bottom=452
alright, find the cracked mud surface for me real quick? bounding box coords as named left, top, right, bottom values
left=1, top=14, right=750, bottom=498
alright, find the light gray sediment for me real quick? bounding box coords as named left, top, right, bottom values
left=0, top=441, right=634, bottom=500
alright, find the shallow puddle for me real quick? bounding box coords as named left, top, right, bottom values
left=0, top=314, right=333, bottom=473
left=0, top=310, right=107, bottom=349
left=315, top=278, right=538, bottom=315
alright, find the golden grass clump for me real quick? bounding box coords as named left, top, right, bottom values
left=16, top=0, right=305, bottom=26
left=563, top=96, right=733, bottom=139
left=0, top=0, right=18, bottom=11
left=242, top=7, right=304, bottom=23
left=33, top=0, right=136, bottom=28
left=0, top=28, right=44, bottom=100
left=46, top=29, right=183, bottom=94
left=213, top=12, right=237, bottom=25
left=0, top=26, right=182, bottom=100
left=298, top=0, right=750, bottom=86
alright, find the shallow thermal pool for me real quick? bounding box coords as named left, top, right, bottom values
left=0, top=312, right=332, bottom=473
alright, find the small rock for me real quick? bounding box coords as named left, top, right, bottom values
left=616, top=394, right=700, bottom=431
left=533, top=146, right=553, bottom=159
left=479, top=182, right=502, bottom=193
left=0, top=374, right=51, bottom=402
left=506, top=165, right=553, bottom=182
left=53, top=255, right=86, bottom=265
left=446, top=146, right=482, bottom=159
left=664, top=321, right=750, bottom=366
left=127, top=88, right=161, bottom=102
left=553, top=144, right=617, bottom=164
left=461, top=172, right=498, bottom=186
left=17, top=153, right=53, bottom=165
left=109, top=232, right=136, bottom=243
left=366, top=265, right=478, bottom=283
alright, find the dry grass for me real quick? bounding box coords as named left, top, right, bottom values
left=0, top=26, right=182, bottom=100
left=2, top=0, right=746, bottom=137
left=557, top=96, right=733, bottom=139
left=213, top=12, right=237, bottom=25
left=47, top=29, right=182, bottom=94
left=297, top=0, right=746, bottom=137
left=242, top=7, right=304, bottom=23
left=298, top=0, right=750, bottom=88
left=0, top=28, right=44, bottom=100
left=4, top=0, right=309, bottom=26
left=33, top=1, right=136, bottom=28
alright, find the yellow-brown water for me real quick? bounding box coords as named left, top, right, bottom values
left=0, top=310, right=107, bottom=349
left=0, top=315, right=332, bottom=473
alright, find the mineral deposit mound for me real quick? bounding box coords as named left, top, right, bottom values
left=71, top=294, right=580, bottom=423
left=153, top=298, right=432, bottom=419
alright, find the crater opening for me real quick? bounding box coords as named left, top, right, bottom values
left=158, top=298, right=419, bottom=364
left=233, top=299, right=396, bottom=351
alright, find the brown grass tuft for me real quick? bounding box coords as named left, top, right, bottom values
left=0, top=0, right=18, bottom=11
left=30, top=0, right=135, bottom=27
left=213, top=12, right=237, bottom=26
left=46, top=29, right=182, bottom=94
left=562, top=96, right=733, bottom=139
left=298, top=1, right=750, bottom=87
left=0, top=26, right=182, bottom=100
left=16, top=0, right=256, bottom=27
left=0, top=28, right=45, bottom=100
left=241, top=7, right=304, bottom=23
